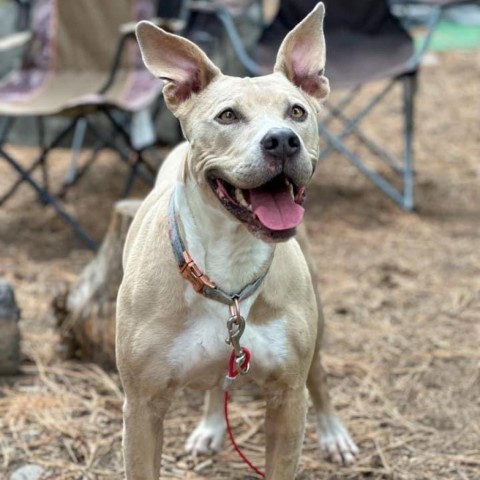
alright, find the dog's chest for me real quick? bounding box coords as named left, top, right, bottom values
left=167, top=291, right=289, bottom=389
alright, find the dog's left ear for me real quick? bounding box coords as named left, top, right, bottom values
left=274, top=2, right=329, bottom=100
left=136, top=21, right=221, bottom=112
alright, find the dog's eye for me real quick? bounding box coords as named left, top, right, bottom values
left=290, top=105, right=307, bottom=121
left=216, top=108, right=238, bottom=124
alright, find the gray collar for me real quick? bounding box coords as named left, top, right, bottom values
left=167, top=188, right=272, bottom=306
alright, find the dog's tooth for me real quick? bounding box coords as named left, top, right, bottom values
left=288, top=183, right=294, bottom=199
left=235, top=188, right=248, bottom=207
left=284, top=177, right=295, bottom=199
left=235, top=188, right=242, bottom=203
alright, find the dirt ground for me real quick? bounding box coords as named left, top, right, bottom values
left=0, top=50, right=479, bottom=479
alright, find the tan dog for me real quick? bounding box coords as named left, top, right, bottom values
left=117, top=4, right=358, bottom=479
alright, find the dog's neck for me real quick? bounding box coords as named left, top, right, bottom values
left=173, top=179, right=274, bottom=295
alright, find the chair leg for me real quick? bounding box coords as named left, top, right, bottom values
left=60, top=114, right=151, bottom=197
left=318, top=80, right=396, bottom=161
left=323, top=87, right=361, bottom=128
left=57, top=139, right=104, bottom=198
left=0, top=146, right=98, bottom=250
left=101, top=109, right=156, bottom=191
left=319, top=122, right=407, bottom=207
left=85, top=116, right=154, bottom=186
left=325, top=100, right=403, bottom=173
left=318, top=76, right=419, bottom=211
left=123, top=157, right=140, bottom=198
left=36, top=117, right=49, bottom=199
left=64, top=117, right=87, bottom=186
left=122, top=149, right=159, bottom=198
left=0, top=116, right=15, bottom=143
left=402, top=73, right=417, bottom=211
left=0, top=117, right=97, bottom=249
left=0, top=117, right=79, bottom=205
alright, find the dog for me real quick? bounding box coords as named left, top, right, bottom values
left=116, top=3, right=358, bottom=479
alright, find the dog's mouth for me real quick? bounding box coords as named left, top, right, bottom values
left=208, top=173, right=307, bottom=241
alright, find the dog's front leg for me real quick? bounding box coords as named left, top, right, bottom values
left=307, top=353, right=358, bottom=465
left=122, top=394, right=171, bottom=480
left=265, top=387, right=308, bottom=480
left=185, top=386, right=226, bottom=454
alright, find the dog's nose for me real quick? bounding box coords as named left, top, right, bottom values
left=261, top=128, right=300, bottom=159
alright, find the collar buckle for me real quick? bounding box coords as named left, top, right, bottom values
left=180, top=251, right=216, bottom=293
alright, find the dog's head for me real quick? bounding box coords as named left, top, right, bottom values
left=137, top=3, right=329, bottom=242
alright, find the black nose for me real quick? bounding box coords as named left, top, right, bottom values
left=261, top=128, right=300, bottom=159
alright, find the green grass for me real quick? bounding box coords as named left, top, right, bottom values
left=418, top=20, right=480, bottom=52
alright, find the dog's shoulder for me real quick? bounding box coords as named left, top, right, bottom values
left=123, top=142, right=190, bottom=269
left=122, top=187, right=169, bottom=273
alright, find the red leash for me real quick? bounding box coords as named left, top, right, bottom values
left=224, top=348, right=265, bottom=478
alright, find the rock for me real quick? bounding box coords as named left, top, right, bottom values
left=10, top=464, right=44, bottom=480
left=0, top=278, right=20, bottom=375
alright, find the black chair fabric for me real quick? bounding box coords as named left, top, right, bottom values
left=257, top=0, right=416, bottom=88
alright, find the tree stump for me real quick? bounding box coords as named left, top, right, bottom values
left=54, top=199, right=142, bottom=370
left=0, top=278, right=20, bottom=375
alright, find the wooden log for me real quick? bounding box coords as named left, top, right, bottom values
left=54, top=199, right=141, bottom=369
left=0, top=278, right=20, bottom=375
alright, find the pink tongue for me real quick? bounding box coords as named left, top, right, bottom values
left=250, top=184, right=305, bottom=231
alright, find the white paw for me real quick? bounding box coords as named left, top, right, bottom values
left=316, top=413, right=359, bottom=466
left=185, top=416, right=226, bottom=455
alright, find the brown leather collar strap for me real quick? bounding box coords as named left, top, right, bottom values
left=180, top=251, right=216, bottom=293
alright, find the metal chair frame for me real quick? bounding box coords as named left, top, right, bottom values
left=318, top=73, right=417, bottom=210
left=0, top=3, right=165, bottom=250
left=314, top=2, right=448, bottom=210
left=0, top=108, right=159, bottom=250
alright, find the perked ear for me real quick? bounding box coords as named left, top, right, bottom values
left=274, top=2, right=329, bottom=100
left=136, top=21, right=221, bottom=112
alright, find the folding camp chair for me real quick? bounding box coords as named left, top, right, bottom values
left=0, top=0, right=182, bottom=249
left=208, top=0, right=468, bottom=210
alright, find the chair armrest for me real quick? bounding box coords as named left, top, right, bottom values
left=0, top=30, right=31, bottom=53
left=99, top=17, right=186, bottom=96
left=189, top=1, right=219, bottom=13
left=97, top=30, right=131, bottom=95
left=189, top=0, right=257, bottom=16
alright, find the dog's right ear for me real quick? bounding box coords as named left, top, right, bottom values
left=136, top=21, right=221, bottom=112
left=273, top=3, right=329, bottom=100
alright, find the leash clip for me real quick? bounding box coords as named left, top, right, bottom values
left=224, top=298, right=250, bottom=392
left=225, top=298, right=248, bottom=372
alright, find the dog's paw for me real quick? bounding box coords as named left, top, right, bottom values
left=185, top=417, right=226, bottom=455
left=316, top=413, right=359, bottom=466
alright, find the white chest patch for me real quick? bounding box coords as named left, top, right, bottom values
left=167, top=290, right=289, bottom=389
left=169, top=182, right=287, bottom=389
